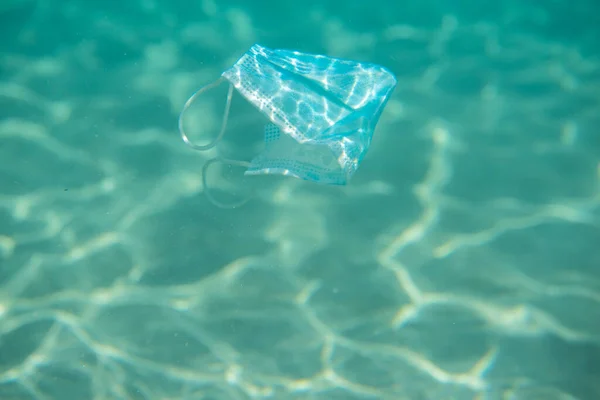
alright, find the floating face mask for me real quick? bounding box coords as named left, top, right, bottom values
left=179, top=43, right=397, bottom=207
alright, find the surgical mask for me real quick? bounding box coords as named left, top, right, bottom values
left=179, top=43, right=397, bottom=208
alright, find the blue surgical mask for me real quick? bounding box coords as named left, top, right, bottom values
left=179, top=44, right=397, bottom=208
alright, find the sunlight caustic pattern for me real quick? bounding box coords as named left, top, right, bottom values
left=1, top=1, right=600, bottom=399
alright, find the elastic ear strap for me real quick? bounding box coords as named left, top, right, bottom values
left=202, top=158, right=252, bottom=209
left=178, top=77, right=234, bottom=151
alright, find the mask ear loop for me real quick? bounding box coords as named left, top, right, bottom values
left=179, top=77, right=230, bottom=151
left=179, top=77, right=253, bottom=209
left=201, top=157, right=251, bottom=209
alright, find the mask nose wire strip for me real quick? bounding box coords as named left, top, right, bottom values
left=178, top=76, right=233, bottom=151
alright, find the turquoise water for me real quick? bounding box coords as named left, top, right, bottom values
left=1, top=0, right=599, bottom=399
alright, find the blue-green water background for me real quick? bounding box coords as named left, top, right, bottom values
left=1, top=0, right=599, bottom=399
